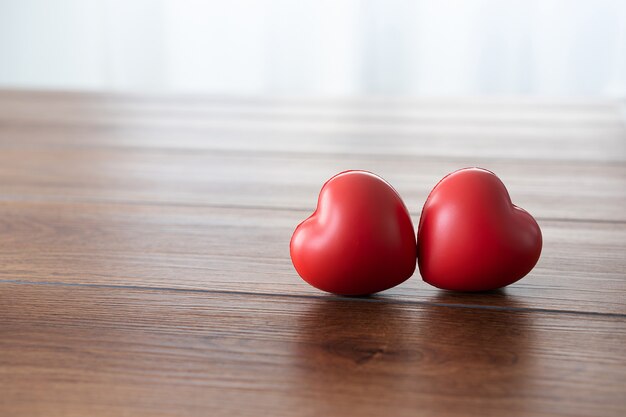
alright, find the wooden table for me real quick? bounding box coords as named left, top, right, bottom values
left=0, top=91, right=625, bottom=417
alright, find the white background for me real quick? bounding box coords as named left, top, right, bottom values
left=0, top=0, right=625, bottom=97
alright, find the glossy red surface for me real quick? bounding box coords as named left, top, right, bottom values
left=417, top=168, right=542, bottom=292
left=290, top=170, right=417, bottom=295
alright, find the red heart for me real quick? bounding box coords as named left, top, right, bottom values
left=290, top=170, right=417, bottom=295
left=417, top=168, right=542, bottom=292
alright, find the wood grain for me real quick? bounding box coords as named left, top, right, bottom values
left=2, top=121, right=625, bottom=163
left=1, top=91, right=625, bottom=162
left=1, top=89, right=622, bottom=125
left=0, top=91, right=624, bottom=416
left=1, top=283, right=625, bottom=417
left=0, top=147, right=624, bottom=222
left=0, top=200, right=624, bottom=315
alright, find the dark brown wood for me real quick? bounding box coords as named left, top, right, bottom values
left=0, top=201, right=624, bottom=315
left=0, top=91, right=624, bottom=416
left=1, top=283, right=625, bottom=417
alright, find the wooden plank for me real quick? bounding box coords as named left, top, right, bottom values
left=0, top=88, right=621, bottom=115
left=1, top=99, right=622, bottom=127
left=0, top=201, right=624, bottom=315
left=1, top=121, right=624, bottom=162
left=0, top=147, right=624, bottom=222
left=0, top=91, right=624, bottom=416
left=0, top=91, right=624, bottom=162
left=1, top=283, right=624, bottom=417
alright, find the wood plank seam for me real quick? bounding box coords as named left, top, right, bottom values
left=1, top=197, right=624, bottom=225
left=2, top=279, right=625, bottom=319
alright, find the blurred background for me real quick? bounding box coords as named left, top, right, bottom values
left=0, top=0, right=625, bottom=98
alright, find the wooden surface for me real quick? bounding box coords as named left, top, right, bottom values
left=0, top=90, right=625, bottom=417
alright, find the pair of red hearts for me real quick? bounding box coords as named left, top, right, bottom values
left=290, top=168, right=542, bottom=295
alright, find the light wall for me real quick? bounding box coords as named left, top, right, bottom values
left=1, top=0, right=625, bottom=96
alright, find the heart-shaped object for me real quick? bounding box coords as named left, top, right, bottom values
left=290, top=170, right=417, bottom=295
left=417, top=168, right=542, bottom=291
